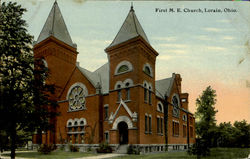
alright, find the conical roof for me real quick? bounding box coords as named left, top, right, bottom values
left=108, top=6, right=149, bottom=48
left=36, top=1, right=74, bottom=47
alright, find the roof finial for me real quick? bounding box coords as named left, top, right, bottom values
left=130, top=2, right=134, bottom=12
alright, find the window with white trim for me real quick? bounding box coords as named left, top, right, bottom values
left=67, top=118, right=86, bottom=144
left=143, top=63, right=153, bottom=77
left=173, top=121, right=179, bottom=136
left=144, top=83, right=148, bottom=103
left=67, top=83, right=88, bottom=112
left=115, top=61, right=133, bottom=75
left=125, top=82, right=130, bottom=100
left=149, top=115, right=152, bottom=133
left=145, top=115, right=148, bottom=133
left=104, top=132, right=109, bottom=143
left=148, top=86, right=152, bottom=105
left=104, top=105, right=109, bottom=120
left=172, top=94, right=180, bottom=117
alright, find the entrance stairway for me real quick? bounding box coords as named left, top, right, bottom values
left=116, top=144, right=128, bottom=154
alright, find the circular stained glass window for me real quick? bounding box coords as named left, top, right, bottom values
left=172, top=96, right=179, bottom=107
left=68, top=86, right=86, bottom=111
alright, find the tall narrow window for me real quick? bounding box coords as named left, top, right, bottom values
left=117, top=90, right=121, bottom=101
left=126, top=88, right=130, bottom=100
left=148, top=87, right=152, bottom=105
left=190, top=126, right=194, bottom=138
left=149, top=116, right=152, bottom=133
left=104, top=106, right=109, bottom=120
left=68, top=134, right=72, bottom=143
left=104, top=132, right=109, bottom=143
left=157, top=117, right=160, bottom=134
left=74, top=134, right=78, bottom=144
left=80, top=133, right=84, bottom=144
left=160, top=118, right=163, bottom=134
left=183, top=125, right=187, bottom=137
left=144, top=88, right=147, bottom=103
left=117, top=84, right=121, bottom=102
left=173, top=121, right=179, bottom=136
left=125, top=82, right=130, bottom=101
left=145, top=115, right=148, bottom=133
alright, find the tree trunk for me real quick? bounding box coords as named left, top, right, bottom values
left=10, top=124, right=16, bottom=159
left=164, top=95, right=168, bottom=151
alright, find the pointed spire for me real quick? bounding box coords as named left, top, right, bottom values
left=36, top=1, right=75, bottom=47
left=108, top=4, right=149, bottom=48
left=130, top=2, right=134, bottom=12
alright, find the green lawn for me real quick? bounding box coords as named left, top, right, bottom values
left=113, top=148, right=250, bottom=159
left=2, top=148, right=250, bottom=159
left=3, top=150, right=97, bottom=159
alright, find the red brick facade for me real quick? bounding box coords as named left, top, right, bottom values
left=33, top=2, right=195, bottom=152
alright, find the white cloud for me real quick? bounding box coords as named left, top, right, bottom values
left=158, top=55, right=173, bottom=61
left=195, top=35, right=211, bottom=41
left=203, top=27, right=222, bottom=32
left=158, top=43, right=188, bottom=49
left=206, top=46, right=227, bottom=51
left=164, top=49, right=188, bottom=54
left=216, top=19, right=231, bottom=23
left=152, top=36, right=177, bottom=42
left=222, top=36, right=234, bottom=40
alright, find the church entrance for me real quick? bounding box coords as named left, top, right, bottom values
left=118, top=122, right=128, bottom=144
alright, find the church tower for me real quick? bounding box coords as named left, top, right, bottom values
left=34, top=1, right=77, bottom=98
left=105, top=5, right=159, bottom=145
left=33, top=1, right=77, bottom=144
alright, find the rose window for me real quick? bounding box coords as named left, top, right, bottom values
left=68, top=86, right=86, bottom=111
left=172, top=95, right=180, bottom=117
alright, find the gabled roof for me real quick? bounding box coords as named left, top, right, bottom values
left=155, top=74, right=176, bottom=99
left=94, top=63, right=109, bottom=94
left=77, top=63, right=110, bottom=94
left=108, top=6, right=149, bottom=48
left=77, top=65, right=99, bottom=87
left=35, top=1, right=75, bottom=47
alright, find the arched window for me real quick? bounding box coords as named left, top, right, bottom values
left=117, top=84, right=121, bottom=102
left=145, top=66, right=151, bottom=76
left=144, top=83, right=148, bottom=103
left=172, top=96, right=179, bottom=107
left=143, top=63, right=153, bottom=77
left=117, top=65, right=129, bottom=73
left=115, top=61, right=133, bottom=75
left=42, top=59, right=48, bottom=68
left=125, top=82, right=130, bottom=100
left=172, top=94, right=180, bottom=117
left=148, top=86, right=152, bottom=105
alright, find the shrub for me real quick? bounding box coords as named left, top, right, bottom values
left=188, top=138, right=210, bottom=157
left=127, top=145, right=140, bottom=155
left=69, top=144, right=79, bottom=152
left=96, top=142, right=112, bottom=153
left=38, top=144, right=54, bottom=154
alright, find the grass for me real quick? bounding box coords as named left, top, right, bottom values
left=113, top=148, right=250, bottom=159
left=2, top=150, right=97, bottom=159
left=2, top=148, right=250, bottom=159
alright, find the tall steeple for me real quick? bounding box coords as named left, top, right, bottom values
left=36, top=1, right=75, bottom=47
left=108, top=5, right=149, bottom=48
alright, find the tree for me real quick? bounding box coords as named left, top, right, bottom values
left=233, top=120, right=250, bottom=148
left=0, top=2, right=57, bottom=158
left=194, top=86, right=217, bottom=156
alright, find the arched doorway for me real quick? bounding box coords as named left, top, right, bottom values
left=118, top=122, right=128, bottom=144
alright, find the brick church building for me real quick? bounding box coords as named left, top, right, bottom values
left=33, top=1, right=195, bottom=152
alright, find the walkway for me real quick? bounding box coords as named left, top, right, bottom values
left=75, top=153, right=125, bottom=159
left=0, top=151, right=125, bottom=159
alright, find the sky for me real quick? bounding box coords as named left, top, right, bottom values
left=5, top=0, right=250, bottom=124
